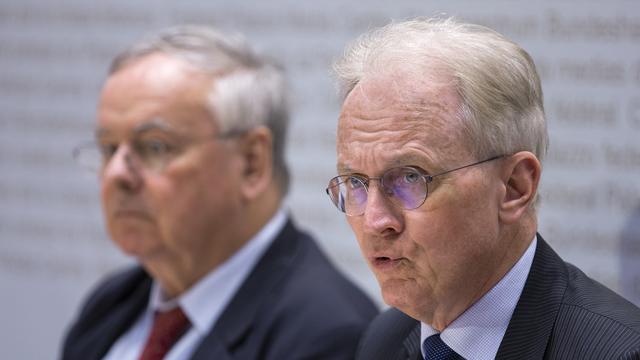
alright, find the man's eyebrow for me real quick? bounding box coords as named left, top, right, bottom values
left=387, top=154, right=432, bottom=168
left=94, top=118, right=178, bottom=139
left=132, top=118, right=175, bottom=134
left=336, top=154, right=435, bottom=175
left=337, top=163, right=355, bottom=174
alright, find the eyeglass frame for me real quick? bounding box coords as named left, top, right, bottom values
left=325, top=155, right=505, bottom=216
left=72, top=121, right=247, bottom=175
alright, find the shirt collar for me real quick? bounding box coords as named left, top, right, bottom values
left=149, top=207, right=288, bottom=334
left=420, top=236, right=537, bottom=360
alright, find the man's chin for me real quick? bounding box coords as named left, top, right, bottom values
left=380, top=279, right=409, bottom=305
left=110, top=230, right=158, bottom=259
left=380, top=277, right=425, bottom=306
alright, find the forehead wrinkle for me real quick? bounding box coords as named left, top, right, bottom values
left=338, top=104, right=458, bottom=157
left=342, top=150, right=437, bottom=175
left=340, top=80, right=456, bottom=134
left=337, top=72, right=468, bottom=175
left=337, top=135, right=441, bottom=176
left=399, top=99, right=468, bottom=166
left=338, top=103, right=446, bottom=143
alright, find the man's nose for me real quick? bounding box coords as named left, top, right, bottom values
left=362, top=182, right=404, bottom=237
left=101, top=144, right=143, bottom=191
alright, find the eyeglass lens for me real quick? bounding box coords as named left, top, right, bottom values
left=327, top=167, right=428, bottom=216
left=73, top=138, right=175, bottom=174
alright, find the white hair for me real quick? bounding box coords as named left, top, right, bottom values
left=110, top=25, right=290, bottom=193
left=334, top=17, right=548, bottom=163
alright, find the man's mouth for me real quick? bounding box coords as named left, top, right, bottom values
left=112, top=209, right=152, bottom=220
left=371, top=256, right=404, bottom=270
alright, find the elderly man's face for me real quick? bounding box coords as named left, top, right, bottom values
left=336, top=73, right=511, bottom=325
left=97, top=53, right=245, bottom=279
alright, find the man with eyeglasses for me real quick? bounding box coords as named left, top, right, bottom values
left=327, top=17, right=640, bottom=359
left=62, top=25, right=377, bottom=360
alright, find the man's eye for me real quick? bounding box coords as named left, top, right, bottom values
left=347, top=176, right=365, bottom=189
left=139, top=139, right=172, bottom=156
left=402, top=171, right=421, bottom=184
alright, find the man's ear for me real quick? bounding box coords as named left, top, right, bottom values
left=237, top=126, right=274, bottom=200
left=499, top=151, right=541, bottom=224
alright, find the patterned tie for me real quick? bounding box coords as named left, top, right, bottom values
left=422, top=333, right=465, bottom=360
left=139, top=307, right=191, bottom=360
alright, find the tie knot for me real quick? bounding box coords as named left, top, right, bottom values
left=154, top=307, right=190, bottom=333
left=422, top=334, right=464, bottom=360
left=139, top=306, right=191, bottom=360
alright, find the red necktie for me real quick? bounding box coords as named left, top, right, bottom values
left=139, top=307, right=191, bottom=360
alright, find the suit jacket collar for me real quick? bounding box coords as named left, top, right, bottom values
left=401, top=325, right=422, bottom=360
left=189, top=218, right=300, bottom=359
left=72, top=267, right=152, bottom=359
left=495, top=233, right=567, bottom=358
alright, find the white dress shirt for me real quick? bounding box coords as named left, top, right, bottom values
left=104, top=208, right=287, bottom=360
left=420, top=237, right=537, bottom=360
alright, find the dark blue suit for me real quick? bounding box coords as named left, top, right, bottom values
left=62, top=219, right=378, bottom=359
left=355, top=235, right=640, bottom=360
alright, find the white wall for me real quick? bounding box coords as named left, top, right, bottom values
left=1, top=1, right=639, bottom=358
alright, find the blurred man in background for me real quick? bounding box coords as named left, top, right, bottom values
left=327, top=17, right=640, bottom=359
left=63, top=25, right=376, bottom=360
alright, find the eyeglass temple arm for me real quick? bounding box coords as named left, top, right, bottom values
left=428, top=155, right=505, bottom=180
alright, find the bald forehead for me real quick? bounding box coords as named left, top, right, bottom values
left=336, top=71, right=471, bottom=173
left=338, top=72, right=463, bottom=140
left=103, top=53, right=213, bottom=101
left=97, top=52, right=220, bottom=137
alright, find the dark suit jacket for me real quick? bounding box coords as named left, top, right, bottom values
left=356, top=235, right=640, bottom=360
left=62, top=219, right=378, bottom=360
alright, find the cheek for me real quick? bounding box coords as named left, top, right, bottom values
left=413, top=198, right=498, bottom=261
left=403, top=184, right=498, bottom=264
left=152, top=173, right=206, bottom=232
left=427, top=177, right=499, bottom=235
left=154, top=159, right=239, bottom=240
left=409, top=192, right=502, bottom=286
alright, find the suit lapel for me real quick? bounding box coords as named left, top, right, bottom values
left=72, top=268, right=151, bottom=360
left=190, top=219, right=299, bottom=360
left=188, top=336, right=234, bottom=360
left=400, top=324, right=422, bottom=360
left=495, top=234, right=567, bottom=359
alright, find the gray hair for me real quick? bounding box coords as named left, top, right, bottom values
left=110, top=25, right=290, bottom=194
left=334, top=17, right=548, bottom=164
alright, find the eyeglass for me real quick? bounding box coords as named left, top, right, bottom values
left=325, top=155, right=504, bottom=216
left=72, top=130, right=243, bottom=174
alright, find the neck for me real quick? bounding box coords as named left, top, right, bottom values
left=241, top=185, right=282, bottom=244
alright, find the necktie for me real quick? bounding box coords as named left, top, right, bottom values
left=422, top=333, right=464, bottom=360
left=139, top=307, right=191, bottom=360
